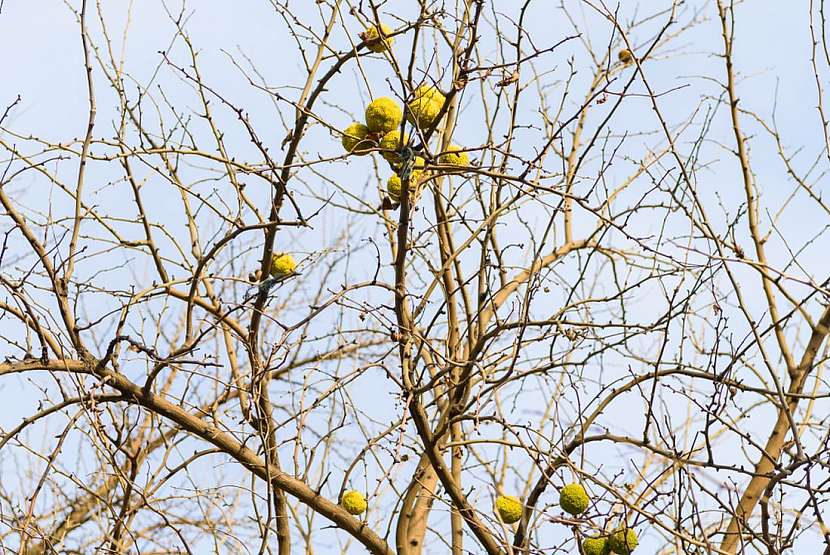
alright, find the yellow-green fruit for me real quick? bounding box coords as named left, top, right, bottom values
left=439, top=144, right=470, bottom=167
left=365, top=97, right=403, bottom=134
left=379, top=129, right=409, bottom=164
left=341, top=122, right=374, bottom=155
left=608, top=528, right=638, bottom=554
left=412, top=169, right=426, bottom=187
left=559, top=483, right=589, bottom=515
left=270, top=253, right=297, bottom=278
left=414, top=85, right=445, bottom=105
left=407, top=96, right=442, bottom=129
left=363, top=23, right=393, bottom=53
left=582, top=536, right=610, bottom=555
left=387, top=174, right=402, bottom=200
left=494, top=495, right=523, bottom=524
left=387, top=167, right=425, bottom=200
left=392, top=155, right=426, bottom=173
left=407, top=86, right=445, bottom=129
left=340, top=490, right=368, bottom=515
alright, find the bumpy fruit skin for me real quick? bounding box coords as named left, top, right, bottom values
left=439, top=145, right=470, bottom=167
left=341, top=122, right=374, bottom=155
left=414, top=85, right=445, bottom=105
left=379, top=129, right=409, bottom=164
left=387, top=164, right=426, bottom=201
left=387, top=174, right=402, bottom=200
left=269, top=253, right=297, bottom=278
left=340, top=490, right=368, bottom=515
left=559, top=483, right=589, bottom=515
left=618, top=49, right=633, bottom=63
left=365, top=97, right=403, bottom=134
left=407, top=86, right=446, bottom=129
left=608, top=528, right=638, bottom=554
left=582, top=536, right=611, bottom=555
left=363, top=23, right=393, bottom=53
left=407, top=97, right=442, bottom=129
left=495, top=495, right=523, bottom=524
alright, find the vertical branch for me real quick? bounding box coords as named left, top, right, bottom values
left=65, top=0, right=97, bottom=285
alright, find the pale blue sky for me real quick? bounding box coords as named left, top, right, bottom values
left=1, top=1, right=828, bottom=553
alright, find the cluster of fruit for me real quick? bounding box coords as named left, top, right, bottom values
left=258, top=24, right=477, bottom=283
left=259, top=30, right=632, bottom=286
left=340, top=24, right=471, bottom=205
left=341, top=92, right=469, bottom=204
left=496, top=484, right=639, bottom=554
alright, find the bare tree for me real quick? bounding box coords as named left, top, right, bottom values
left=1, top=1, right=828, bottom=554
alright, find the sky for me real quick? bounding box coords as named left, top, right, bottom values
left=1, top=0, right=828, bottom=553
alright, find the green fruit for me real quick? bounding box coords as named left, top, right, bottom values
left=608, top=527, right=638, bottom=554
left=406, top=86, right=445, bottom=129
left=341, top=122, right=374, bottom=155
left=340, top=490, right=368, bottom=515
left=494, top=495, right=523, bottom=524
left=407, top=96, right=442, bottom=129
left=386, top=164, right=426, bottom=201
left=582, top=536, right=611, bottom=555
left=379, top=129, right=409, bottom=164
left=559, top=483, right=589, bottom=516
left=362, top=23, right=393, bottom=53
left=413, top=85, right=445, bottom=104
left=438, top=144, right=470, bottom=167
left=387, top=174, right=402, bottom=200
left=270, top=253, right=297, bottom=277
left=365, top=97, right=402, bottom=134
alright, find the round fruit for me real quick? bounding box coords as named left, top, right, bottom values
left=365, top=97, right=403, bottom=134
left=387, top=174, right=402, bottom=200
left=341, top=122, right=374, bottom=155
left=608, top=527, right=638, bottom=554
left=407, top=97, right=442, bottom=129
left=379, top=129, right=409, bottom=164
left=340, top=490, right=368, bottom=515
left=438, top=144, right=470, bottom=167
left=618, top=49, right=633, bottom=64
left=386, top=165, right=426, bottom=201
left=413, top=85, right=445, bottom=105
left=494, top=495, right=523, bottom=524
left=269, top=253, right=297, bottom=278
left=582, top=536, right=610, bottom=555
left=559, top=483, right=589, bottom=515
left=407, top=85, right=446, bottom=129
left=362, top=23, right=393, bottom=53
